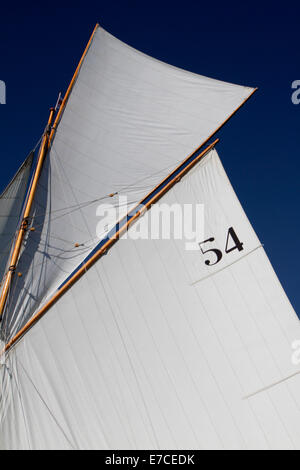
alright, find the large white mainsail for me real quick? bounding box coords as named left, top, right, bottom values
left=1, top=25, right=299, bottom=450
left=1, top=148, right=300, bottom=450
left=0, top=154, right=33, bottom=284
left=1, top=26, right=256, bottom=339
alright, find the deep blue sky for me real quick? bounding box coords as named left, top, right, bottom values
left=0, top=2, right=299, bottom=312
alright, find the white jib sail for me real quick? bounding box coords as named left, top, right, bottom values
left=0, top=154, right=33, bottom=285
left=1, top=26, right=255, bottom=338
left=1, top=148, right=300, bottom=450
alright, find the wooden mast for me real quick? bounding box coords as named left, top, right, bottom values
left=49, top=23, right=99, bottom=146
left=0, top=107, right=55, bottom=319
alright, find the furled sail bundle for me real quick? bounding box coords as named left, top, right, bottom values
left=1, top=25, right=300, bottom=450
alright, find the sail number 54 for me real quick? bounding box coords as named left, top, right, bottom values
left=199, top=227, right=244, bottom=266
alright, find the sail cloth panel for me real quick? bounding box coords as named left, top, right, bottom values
left=0, top=154, right=33, bottom=284
left=1, top=27, right=255, bottom=339
left=1, top=149, right=300, bottom=450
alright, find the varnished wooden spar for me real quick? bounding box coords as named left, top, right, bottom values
left=49, top=23, right=99, bottom=146
left=0, top=107, right=56, bottom=319
left=3, top=139, right=219, bottom=353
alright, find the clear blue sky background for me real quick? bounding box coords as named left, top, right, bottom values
left=0, top=2, right=299, bottom=312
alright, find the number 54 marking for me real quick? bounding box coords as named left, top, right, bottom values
left=199, top=227, right=244, bottom=266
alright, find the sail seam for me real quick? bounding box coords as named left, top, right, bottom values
left=243, top=370, right=300, bottom=400
left=190, top=244, right=264, bottom=286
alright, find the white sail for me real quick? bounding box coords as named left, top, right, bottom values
left=0, top=154, right=33, bottom=284
left=1, top=148, right=300, bottom=450
left=2, top=26, right=255, bottom=338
